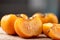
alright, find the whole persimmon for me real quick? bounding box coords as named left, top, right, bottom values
left=1, top=14, right=17, bottom=35
left=14, top=16, right=42, bottom=38
left=43, top=23, right=60, bottom=39
left=45, top=13, right=58, bottom=23
left=32, top=13, right=58, bottom=23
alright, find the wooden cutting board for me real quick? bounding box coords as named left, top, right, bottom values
left=0, top=27, right=52, bottom=40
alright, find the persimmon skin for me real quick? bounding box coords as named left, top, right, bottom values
left=32, top=13, right=58, bottom=24
left=1, top=14, right=17, bottom=35
left=45, top=13, right=58, bottom=23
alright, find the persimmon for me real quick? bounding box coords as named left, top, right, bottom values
left=1, top=14, right=17, bottom=34
left=14, top=16, right=42, bottom=38
left=30, top=13, right=45, bottom=23
left=45, top=13, right=58, bottom=23
left=43, top=23, right=60, bottom=39
left=32, top=13, right=58, bottom=23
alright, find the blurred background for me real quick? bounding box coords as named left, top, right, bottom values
left=0, top=0, right=60, bottom=22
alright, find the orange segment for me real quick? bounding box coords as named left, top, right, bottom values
left=1, top=14, right=17, bottom=34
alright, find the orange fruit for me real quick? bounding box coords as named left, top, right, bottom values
left=1, top=14, right=17, bottom=35
left=43, top=23, right=60, bottom=39
left=14, top=16, right=42, bottom=38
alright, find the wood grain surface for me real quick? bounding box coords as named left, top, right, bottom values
left=0, top=27, right=52, bottom=40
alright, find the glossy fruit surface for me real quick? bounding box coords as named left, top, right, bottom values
left=1, top=14, right=17, bottom=34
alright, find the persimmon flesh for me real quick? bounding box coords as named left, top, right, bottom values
left=14, top=17, right=42, bottom=38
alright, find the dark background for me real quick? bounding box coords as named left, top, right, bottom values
left=0, top=0, right=60, bottom=22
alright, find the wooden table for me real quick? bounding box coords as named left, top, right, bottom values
left=0, top=27, right=52, bottom=40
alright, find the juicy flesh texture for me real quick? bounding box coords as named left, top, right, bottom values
left=49, top=24, right=60, bottom=39
left=14, top=17, right=42, bottom=38
left=29, top=17, right=42, bottom=36
left=43, top=23, right=60, bottom=39
left=43, top=23, right=53, bottom=34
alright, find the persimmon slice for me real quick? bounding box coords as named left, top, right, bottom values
left=48, top=24, right=60, bottom=39
left=29, top=17, right=42, bottom=36
left=1, top=14, right=17, bottom=34
left=43, top=23, right=53, bottom=35
left=43, top=23, right=60, bottom=39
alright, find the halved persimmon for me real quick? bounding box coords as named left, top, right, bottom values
left=43, top=23, right=60, bottom=39
left=1, top=14, right=17, bottom=34
left=43, top=23, right=53, bottom=35
left=14, top=16, right=42, bottom=38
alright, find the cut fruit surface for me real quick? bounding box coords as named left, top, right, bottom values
left=14, top=16, right=42, bottom=38
left=48, top=24, right=60, bottom=39
left=14, top=18, right=32, bottom=38
left=1, top=14, right=17, bottom=34
left=29, top=16, right=42, bottom=36
left=43, top=23, right=60, bottom=39
left=43, top=23, right=53, bottom=34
